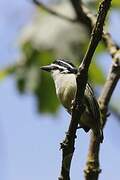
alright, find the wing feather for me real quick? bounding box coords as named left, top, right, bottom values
left=84, top=83, right=103, bottom=142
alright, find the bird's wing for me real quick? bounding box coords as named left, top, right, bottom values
left=84, top=83, right=101, bottom=128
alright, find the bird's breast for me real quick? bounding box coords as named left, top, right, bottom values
left=55, top=74, right=77, bottom=111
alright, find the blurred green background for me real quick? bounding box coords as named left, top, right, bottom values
left=0, top=0, right=120, bottom=179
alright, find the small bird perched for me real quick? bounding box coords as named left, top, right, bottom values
left=41, top=59, right=103, bottom=143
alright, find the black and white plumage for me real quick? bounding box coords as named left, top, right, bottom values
left=41, top=59, right=103, bottom=143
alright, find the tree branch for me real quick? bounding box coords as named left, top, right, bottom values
left=102, top=32, right=119, bottom=57
left=32, top=1, right=119, bottom=180
left=58, top=0, right=111, bottom=179
left=32, top=0, right=76, bottom=23
left=69, top=0, right=119, bottom=59
left=70, top=0, right=92, bottom=32
left=99, top=50, right=120, bottom=125
left=32, top=0, right=119, bottom=60
left=68, top=1, right=120, bottom=179
left=80, top=0, right=111, bottom=70
left=84, top=49, right=120, bottom=180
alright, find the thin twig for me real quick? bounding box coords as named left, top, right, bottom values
left=32, top=1, right=119, bottom=180
left=69, top=0, right=119, bottom=59
left=102, top=32, right=119, bottom=57
left=99, top=50, right=120, bottom=125
left=32, top=0, right=119, bottom=59
left=59, top=0, right=111, bottom=179
left=80, top=0, right=112, bottom=70
left=32, top=0, right=77, bottom=23
left=84, top=49, right=120, bottom=180
left=70, top=0, right=92, bottom=32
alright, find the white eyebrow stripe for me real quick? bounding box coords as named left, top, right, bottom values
left=58, top=60, right=74, bottom=69
left=51, top=64, right=66, bottom=70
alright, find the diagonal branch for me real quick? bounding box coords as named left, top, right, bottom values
left=69, top=0, right=119, bottom=58
left=79, top=0, right=111, bottom=71
left=32, top=0, right=76, bottom=23
left=70, top=0, right=92, bottom=31
left=32, top=0, right=119, bottom=60
left=58, top=0, right=111, bottom=179
left=84, top=49, right=120, bottom=180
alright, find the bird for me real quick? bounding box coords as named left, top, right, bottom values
left=40, top=59, right=103, bottom=143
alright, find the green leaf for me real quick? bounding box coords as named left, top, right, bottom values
left=15, top=45, right=60, bottom=113
left=35, top=71, right=60, bottom=114
left=15, top=67, right=27, bottom=93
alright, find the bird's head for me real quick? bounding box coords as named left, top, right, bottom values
left=40, top=59, right=78, bottom=74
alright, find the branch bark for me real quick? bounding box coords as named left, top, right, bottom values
left=70, top=0, right=92, bottom=32
left=32, top=0, right=76, bottom=22
left=84, top=50, right=120, bottom=180
left=32, top=0, right=120, bottom=61
left=32, top=0, right=118, bottom=61
left=58, top=0, right=111, bottom=179
left=99, top=50, right=120, bottom=125
left=32, top=1, right=119, bottom=180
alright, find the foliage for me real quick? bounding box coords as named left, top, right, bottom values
left=16, top=42, right=60, bottom=113
left=0, top=0, right=119, bottom=114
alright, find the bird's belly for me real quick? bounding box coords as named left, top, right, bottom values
left=58, top=85, right=76, bottom=111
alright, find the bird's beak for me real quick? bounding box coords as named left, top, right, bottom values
left=40, top=65, right=52, bottom=72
